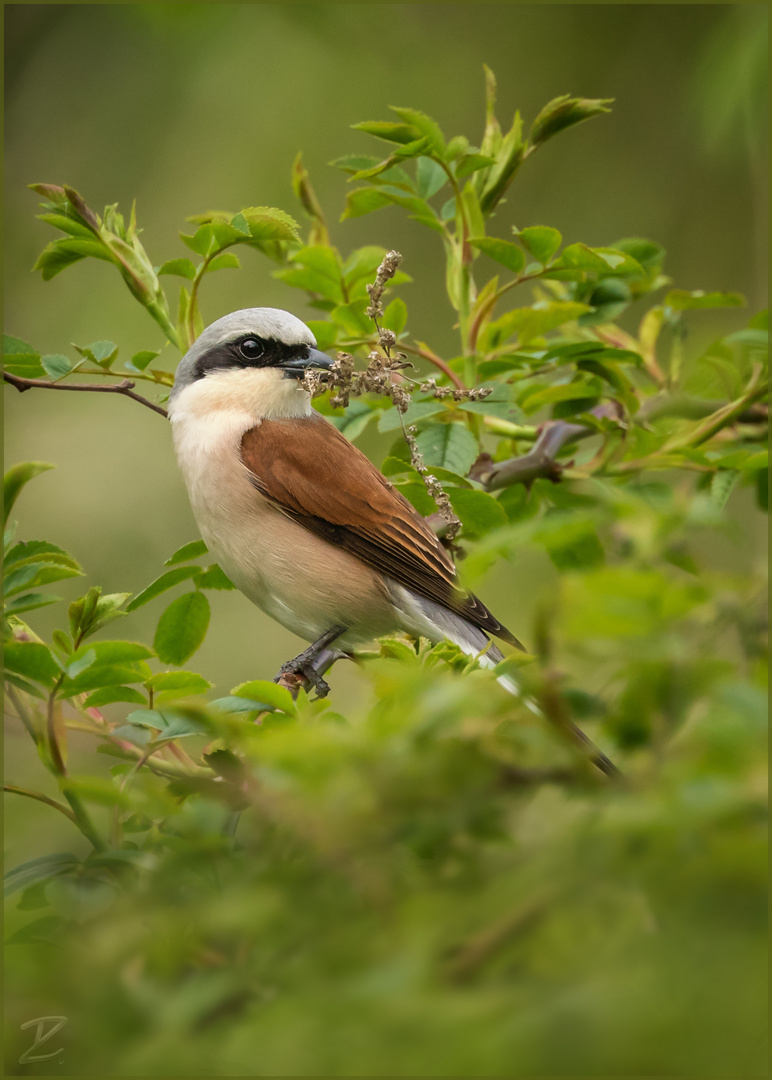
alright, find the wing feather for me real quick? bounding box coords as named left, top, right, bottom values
left=240, top=415, right=522, bottom=649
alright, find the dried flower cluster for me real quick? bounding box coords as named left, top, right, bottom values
left=301, top=251, right=492, bottom=542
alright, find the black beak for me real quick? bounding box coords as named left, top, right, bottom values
left=279, top=347, right=335, bottom=376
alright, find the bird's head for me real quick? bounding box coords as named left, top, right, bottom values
left=169, top=308, right=334, bottom=420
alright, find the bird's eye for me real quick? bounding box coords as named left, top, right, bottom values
left=239, top=338, right=264, bottom=361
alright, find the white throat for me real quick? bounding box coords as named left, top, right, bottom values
left=168, top=366, right=313, bottom=427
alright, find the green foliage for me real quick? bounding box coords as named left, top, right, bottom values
left=4, top=71, right=767, bottom=1075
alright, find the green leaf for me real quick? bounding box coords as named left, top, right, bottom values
left=3, top=641, right=61, bottom=687
left=710, top=469, right=740, bottom=510
left=40, top=354, right=73, bottom=380
left=415, top=157, right=447, bottom=199
left=83, top=686, right=147, bottom=708
left=4, top=540, right=80, bottom=571
left=4, top=462, right=54, bottom=526
left=530, top=95, right=613, bottom=147
left=447, top=488, right=508, bottom=538
left=275, top=251, right=344, bottom=302
left=197, top=564, right=235, bottom=590
left=377, top=400, right=446, bottom=433
left=3, top=592, right=61, bottom=616
left=157, top=258, right=197, bottom=279
left=516, top=226, right=562, bottom=264
left=381, top=297, right=408, bottom=335
left=352, top=120, right=421, bottom=145
left=230, top=679, right=296, bottom=714
left=125, top=707, right=211, bottom=741
left=153, top=591, right=210, bottom=665
left=206, top=252, right=240, bottom=272
left=455, top=153, right=496, bottom=180
left=33, top=238, right=112, bottom=280
left=389, top=107, right=445, bottom=155
left=129, top=350, right=160, bottom=371
left=3, top=335, right=45, bottom=379
left=4, top=853, right=80, bottom=897
left=125, top=567, right=202, bottom=611
left=3, top=561, right=82, bottom=597
left=665, top=290, right=746, bottom=311
left=73, top=340, right=119, bottom=369
left=68, top=640, right=154, bottom=666
left=469, top=237, right=526, bottom=274
left=330, top=300, right=373, bottom=339
left=145, top=670, right=213, bottom=704
left=209, top=695, right=276, bottom=714
left=415, top=423, right=479, bottom=475
left=486, top=301, right=591, bottom=346
left=59, top=663, right=150, bottom=697
left=164, top=539, right=208, bottom=566
left=329, top=400, right=378, bottom=441
left=340, top=188, right=391, bottom=221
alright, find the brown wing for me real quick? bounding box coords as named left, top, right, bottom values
left=240, top=414, right=521, bottom=648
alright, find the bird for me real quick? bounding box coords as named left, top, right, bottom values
left=167, top=306, right=527, bottom=698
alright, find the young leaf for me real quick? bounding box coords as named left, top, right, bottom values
left=126, top=567, right=202, bottom=611
left=59, top=663, right=151, bottom=697
left=40, top=354, right=74, bottom=380
left=4, top=592, right=61, bottom=616
left=415, top=423, right=479, bottom=475
left=153, top=591, right=211, bottom=665
left=352, top=120, right=420, bottom=145
left=83, top=686, right=147, bottom=708
left=164, top=539, right=209, bottom=566
left=129, top=350, right=161, bottom=371
left=3, top=335, right=45, bottom=379
left=145, top=670, right=213, bottom=704
left=469, top=237, right=526, bottom=274
left=157, top=258, right=197, bottom=279
left=3, top=641, right=62, bottom=687
left=415, top=157, right=447, bottom=200
left=516, top=226, right=562, bottom=264
left=389, top=107, right=446, bottom=156
left=4, top=462, right=54, bottom=527
left=341, top=188, right=391, bottom=221
left=530, top=95, right=613, bottom=148
left=230, top=679, right=297, bottom=714
left=197, top=565, right=235, bottom=590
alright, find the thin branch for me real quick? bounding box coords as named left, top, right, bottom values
left=4, top=371, right=168, bottom=418
left=473, top=402, right=623, bottom=491
left=4, top=783, right=78, bottom=824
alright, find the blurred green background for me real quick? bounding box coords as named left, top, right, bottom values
left=3, top=6, right=767, bottom=1075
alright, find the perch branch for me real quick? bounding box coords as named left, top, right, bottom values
left=472, top=402, right=623, bottom=491
left=3, top=371, right=168, bottom=418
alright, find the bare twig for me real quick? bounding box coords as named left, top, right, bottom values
left=472, top=402, right=624, bottom=491
left=3, top=371, right=168, bottom=418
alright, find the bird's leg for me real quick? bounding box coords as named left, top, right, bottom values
left=274, top=626, right=348, bottom=699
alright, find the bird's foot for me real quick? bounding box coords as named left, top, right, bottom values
left=275, top=657, right=332, bottom=698
left=272, top=626, right=347, bottom=700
